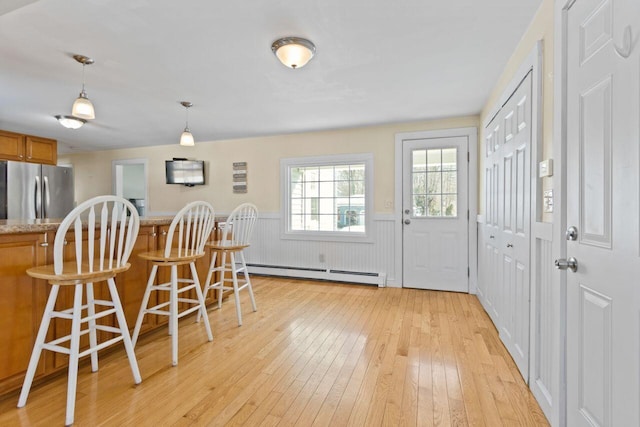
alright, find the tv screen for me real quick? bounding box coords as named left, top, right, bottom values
left=165, top=160, right=205, bottom=186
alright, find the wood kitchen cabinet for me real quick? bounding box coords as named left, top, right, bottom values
left=0, top=130, right=57, bottom=165
left=0, top=232, right=49, bottom=395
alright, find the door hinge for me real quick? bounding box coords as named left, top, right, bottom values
left=467, top=152, right=470, bottom=162
left=467, top=209, right=469, bottom=220
left=467, top=267, right=470, bottom=277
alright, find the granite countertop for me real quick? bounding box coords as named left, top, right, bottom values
left=0, top=216, right=193, bottom=235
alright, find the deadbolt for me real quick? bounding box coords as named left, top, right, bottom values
left=566, top=226, right=578, bottom=241
left=404, top=209, right=411, bottom=214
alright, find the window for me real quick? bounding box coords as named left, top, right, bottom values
left=411, top=147, right=458, bottom=217
left=281, top=154, right=373, bottom=241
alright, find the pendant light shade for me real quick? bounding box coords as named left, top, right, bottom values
left=55, top=115, right=86, bottom=130
left=71, top=90, right=95, bottom=120
left=179, top=101, right=195, bottom=146
left=271, top=37, right=316, bottom=69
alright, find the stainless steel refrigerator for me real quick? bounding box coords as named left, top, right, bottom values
left=0, top=160, right=75, bottom=219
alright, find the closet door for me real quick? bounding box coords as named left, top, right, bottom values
left=499, top=72, right=532, bottom=380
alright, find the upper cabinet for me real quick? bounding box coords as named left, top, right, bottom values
left=0, top=130, right=57, bottom=165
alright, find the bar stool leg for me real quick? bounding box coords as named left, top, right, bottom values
left=197, top=251, right=218, bottom=323
left=240, top=251, right=257, bottom=312
left=17, top=284, right=61, bottom=408
left=218, top=251, right=228, bottom=308
left=190, top=262, right=213, bottom=341
left=170, top=265, right=179, bottom=366
left=132, top=264, right=158, bottom=347
left=85, top=282, right=99, bottom=372
left=230, top=252, right=243, bottom=326
left=65, top=283, right=84, bottom=426
left=107, top=278, right=142, bottom=384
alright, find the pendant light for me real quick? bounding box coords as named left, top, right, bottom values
left=271, top=37, right=316, bottom=69
left=71, top=54, right=96, bottom=120
left=179, top=101, right=195, bottom=146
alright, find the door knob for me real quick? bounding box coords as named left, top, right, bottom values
left=506, top=243, right=513, bottom=248
left=404, top=219, right=411, bottom=225
left=555, top=257, right=578, bottom=272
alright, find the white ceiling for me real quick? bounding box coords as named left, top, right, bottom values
left=0, top=0, right=542, bottom=154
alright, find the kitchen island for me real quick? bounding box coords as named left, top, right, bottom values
left=0, top=216, right=224, bottom=397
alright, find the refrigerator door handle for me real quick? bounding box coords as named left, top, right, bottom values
left=43, top=176, right=49, bottom=218
left=35, top=176, right=41, bottom=219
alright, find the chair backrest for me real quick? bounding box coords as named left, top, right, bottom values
left=220, top=203, right=258, bottom=246
left=164, top=201, right=215, bottom=258
left=53, top=195, right=140, bottom=275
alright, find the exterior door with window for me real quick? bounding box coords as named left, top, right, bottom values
left=402, top=136, right=468, bottom=291
left=564, top=0, right=640, bottom=425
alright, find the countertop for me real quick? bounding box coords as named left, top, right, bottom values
left=0, top=216, right=226, bottom=235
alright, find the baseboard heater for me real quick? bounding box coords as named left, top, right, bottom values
left=246, top=263, right=387, bottom=287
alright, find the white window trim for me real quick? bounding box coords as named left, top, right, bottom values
left=280, top=153, right=374, bottom=243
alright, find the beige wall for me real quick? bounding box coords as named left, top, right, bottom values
left=478, top=0, right=554, bottom=220
left=61, top=116, right=479, bottom=215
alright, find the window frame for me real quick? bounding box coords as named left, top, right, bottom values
left=280, top=153, right=374, bottom=242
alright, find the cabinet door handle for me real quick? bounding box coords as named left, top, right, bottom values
left=151, top=232, right=157, bottom=237
left=161, top=231, right=167, bottom=236
left=40, top=242, right=49, bottom=247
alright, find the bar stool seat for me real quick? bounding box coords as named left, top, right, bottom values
left=18, top=195, right=142, bottom=426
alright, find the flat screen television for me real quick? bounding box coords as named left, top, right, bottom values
left=165, top=159, right=205, bottom=186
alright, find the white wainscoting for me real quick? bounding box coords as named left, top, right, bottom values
left=244, top=213, right=398, bottom=286
left=529, top=221, right=558, bottom=423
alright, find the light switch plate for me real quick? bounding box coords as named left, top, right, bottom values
left=539, top=159, right=554, bottom=178
left=543, top=190, right=553, bottom=213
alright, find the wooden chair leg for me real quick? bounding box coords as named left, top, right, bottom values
left=190, top=262, right=213, bottom=342
left=65, top=284, right=84, bottom=426
left=132, top=264, right=158, bottom=347
left=85, top=282, right=99, bottom=372
left=17, top=284, right=61, bottom=408
left=107, top=278, right=142, bottom=384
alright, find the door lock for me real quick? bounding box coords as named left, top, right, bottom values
left=555, top=257, right=578, bottom=272
left=566, top=226, right=578, bottom=241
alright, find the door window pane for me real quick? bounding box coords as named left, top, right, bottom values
left=412, top=148, right=458, bottom=217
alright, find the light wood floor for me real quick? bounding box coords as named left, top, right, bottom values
left=0, top=277, right=548, bottom=426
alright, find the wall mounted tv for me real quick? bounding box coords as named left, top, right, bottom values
left=165, top=159, right=205, bottom=187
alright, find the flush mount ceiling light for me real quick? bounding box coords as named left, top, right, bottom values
left=271, top=37, right=316, bottom=69
left=55, top=115, right=86, bottom=130
left=179, top=101, right=195, bottom=146
left=70, top=54, right=96, bottom=120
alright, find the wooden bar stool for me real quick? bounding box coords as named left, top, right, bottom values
left=200, top=202, right=258, bottom=326
left=132, top=201, right=214, bottom=366
left=18, top=196, right=142, bottom=426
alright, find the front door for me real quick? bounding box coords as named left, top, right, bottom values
left=565, top=0, right=640, bottom=425
left=402, top=136, right=468, bottom=291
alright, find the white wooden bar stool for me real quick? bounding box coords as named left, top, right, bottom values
left=200, top=202, right=258, bottom=326
left=18, top=195, right=142, bottom=426
left=132, top=201, right=214, bottom=366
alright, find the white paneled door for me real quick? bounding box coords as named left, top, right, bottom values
left=402, top=136, right=468, bottom=291
left=481, top=71, right=533, bottom=382
left=565, top=0, right=640, bottom=425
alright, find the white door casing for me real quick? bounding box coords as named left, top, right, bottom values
left=401, top=136, right=469, bottom=291
left=564, top=0, right=640, bottom=426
